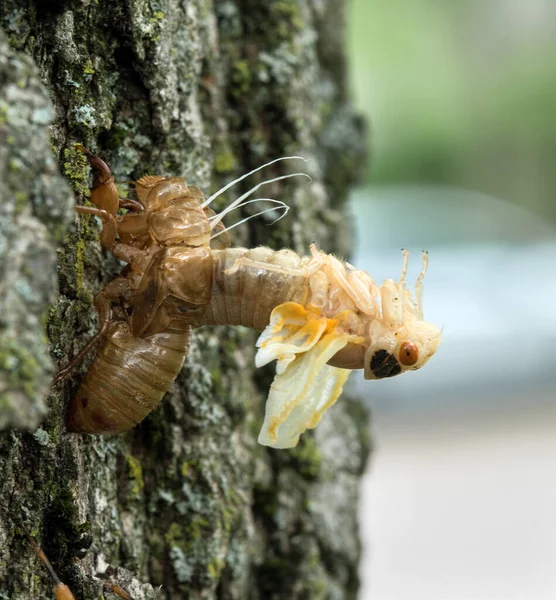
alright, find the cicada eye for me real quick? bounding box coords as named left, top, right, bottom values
left=399, top=341, right=419, bottom=366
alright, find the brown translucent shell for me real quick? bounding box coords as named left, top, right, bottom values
left=398, top=341, right=419, bottom=366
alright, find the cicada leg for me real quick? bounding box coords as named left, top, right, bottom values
left=76, top=144, right=120, bottom=217
left=415, top=250, right=429, bottom=319
left=77, top=144, right=146, bottom=213
left=75, top=205, right=151, bottom=269
left=53, top=277, right=131, bottom=385
left=75, top=205, right=118, bottom=250
left=119, top=198, right=145, bottom=212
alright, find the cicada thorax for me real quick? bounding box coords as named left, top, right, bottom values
left=116, top=176, right=232, bottom=338
left=128, top=174, right=231, bottom=250
left=129, top=245, right=214, bottom=338
left=117, top=177, right=213, bottom=249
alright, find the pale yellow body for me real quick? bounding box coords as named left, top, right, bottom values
left=190, top=245, right=441, bottom=448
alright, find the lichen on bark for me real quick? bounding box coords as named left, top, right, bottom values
left=0, top=27, right=74, bottom=430
left=0, top=1, right=369, bottom=598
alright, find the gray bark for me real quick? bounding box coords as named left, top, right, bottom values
left=0, top=1, right=369, bottom=598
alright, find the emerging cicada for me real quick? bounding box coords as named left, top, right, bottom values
left=56, top=148, right=441, bottom=448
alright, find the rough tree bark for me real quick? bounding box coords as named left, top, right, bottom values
left=0, top=1, right=369, bottom=598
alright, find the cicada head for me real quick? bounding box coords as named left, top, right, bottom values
left=363, top=250, right=442, bottom=380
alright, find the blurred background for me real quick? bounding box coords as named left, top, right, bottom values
left=346, top=1, right=556, bottom=599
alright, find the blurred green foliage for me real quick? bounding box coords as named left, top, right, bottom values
left=348, top=0, right=556, bottom=221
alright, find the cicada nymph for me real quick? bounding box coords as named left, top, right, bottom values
left=56, top=147, right=441, bottom=448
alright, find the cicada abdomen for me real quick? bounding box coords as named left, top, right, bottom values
left=200, top=247, right=311, bottom=331
left=68, top=321, right=191, bottom=433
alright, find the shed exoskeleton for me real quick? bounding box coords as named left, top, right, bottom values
left=56, top=147, right=441, bottom=448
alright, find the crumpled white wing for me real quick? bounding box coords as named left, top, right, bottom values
left=255, top=302, right=326, bottom=373
left=257, top=331, right=352, bottom=448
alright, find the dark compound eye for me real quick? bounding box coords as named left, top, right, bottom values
left=399, top=341, right=419, bottom=366
left=370, top=349, right=401, bottom=379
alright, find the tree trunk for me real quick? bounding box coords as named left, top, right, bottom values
left=0, top=1, right=369, bottom=598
